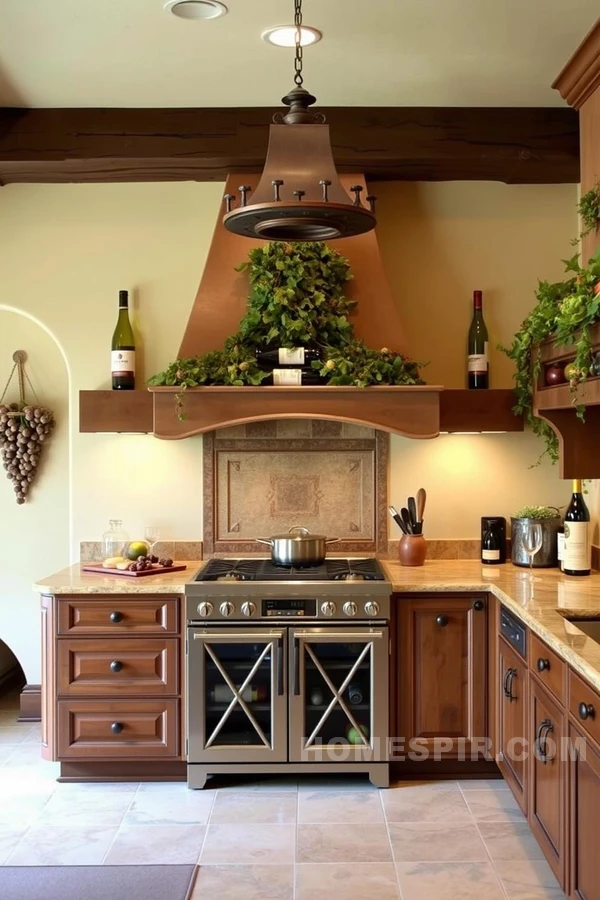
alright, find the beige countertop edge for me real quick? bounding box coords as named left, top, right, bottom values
left=34, top=561, right=206, bottom=595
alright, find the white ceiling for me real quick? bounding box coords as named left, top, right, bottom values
left=0, top=0, right=597, bottom=109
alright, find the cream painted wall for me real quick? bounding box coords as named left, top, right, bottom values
left=377, top=182, right=578, bottom=535
left=0, top=179, right=584, bottom=678
left=0, top=311, right=69, bottom=682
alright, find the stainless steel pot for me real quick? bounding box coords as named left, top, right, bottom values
left=256, top=526, right=340, bottom=566
left=511, top=516, right=561, bottom=568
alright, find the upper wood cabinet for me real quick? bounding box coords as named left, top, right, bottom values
left=396, top=593, right=488, bottom=759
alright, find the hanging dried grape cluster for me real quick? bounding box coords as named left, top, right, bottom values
left=0, top=403, right=56, bottom=504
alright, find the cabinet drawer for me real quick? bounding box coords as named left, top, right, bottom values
left=569, top=669, right=600, bottom=748
left=530, top=634, right=566, bottom=704
left=57, top=639, right=179, bottom=696
left=57, top=699, right=180, bottom=759
left=57, top=597, right=179, bottom=636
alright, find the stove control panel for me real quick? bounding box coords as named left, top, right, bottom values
left=263, top=598, right=317, bottom=617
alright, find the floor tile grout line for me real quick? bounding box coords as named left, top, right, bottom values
left=471, top=817, right=513, bottom=900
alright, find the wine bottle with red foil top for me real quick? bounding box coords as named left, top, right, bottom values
left=111, top=290, right=135, bottom=390
left=467, top=290, right=489, bottom=389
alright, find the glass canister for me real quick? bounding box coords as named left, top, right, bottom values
left=102, top=520, right=129, bottom=559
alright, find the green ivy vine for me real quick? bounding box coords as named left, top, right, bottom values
left=574, top=184, right=600, bottom=244
left=148, top=241, right=423, bottom=417
left=500, top=249, right=600, bottom=464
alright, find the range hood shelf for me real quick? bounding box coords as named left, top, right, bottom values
left=78, top=387, right=523, bottom=437
left=149, top=384, right=444, bottom=440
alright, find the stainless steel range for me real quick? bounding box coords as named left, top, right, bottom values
left=186, top=558, right=391, bottom=788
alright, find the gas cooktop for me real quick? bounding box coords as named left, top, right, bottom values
left=195, top=557, right=385, bottom=583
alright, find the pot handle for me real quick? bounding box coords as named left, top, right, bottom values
left=255, top=538, right=274, bottom=547
left=288, top=526, right=310, bottom=535
left=325, top=537, right=341, bottom=545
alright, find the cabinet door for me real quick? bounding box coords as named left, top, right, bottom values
left=497, top=636, right=528, bottom=814
left=569, top=725, right=600, bottom=900
left=398, top=595, right=487, bottom=759
left=529, top=676, right=566, bottom=888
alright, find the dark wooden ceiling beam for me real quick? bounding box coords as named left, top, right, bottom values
left=0, top=106, right=579, bottom=184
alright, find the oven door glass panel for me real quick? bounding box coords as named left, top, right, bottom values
left=187, top=628, right=287, bottom=763
left=289, top=627, right=389, bottom=763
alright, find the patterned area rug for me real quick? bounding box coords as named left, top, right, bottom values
left=0, top=865, right=198, bottom=900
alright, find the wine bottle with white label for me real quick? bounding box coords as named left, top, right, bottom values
left=267, top=368, right=324, bottom=386
left=111, top=290, right=135, bottom=390
left=563, top=480, right=591, bottom=576
left=255, top=347, right=322, bottom=368
left=467, top=290, right=489, bottom=389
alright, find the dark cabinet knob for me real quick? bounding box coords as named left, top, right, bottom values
left=436, top=615, right=449, bottom=627
left=473, top=600, right=485, bottom=611
left=110, top=722, right=123, bottom=734
left=110, top=660, right=123, bottom=673
left=537, top=658, right=550, bottom=672
left=109, top=611, right=123, bottom=623
left=579, top=702, right=595, bottom=721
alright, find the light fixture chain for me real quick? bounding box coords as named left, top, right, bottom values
left=294, top=0, right=303, bottom=87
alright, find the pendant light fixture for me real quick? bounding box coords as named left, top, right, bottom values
left=222, top=0, right=376, bottom=241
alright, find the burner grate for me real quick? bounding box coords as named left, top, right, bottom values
left=195, top=557, right=385, bottom=582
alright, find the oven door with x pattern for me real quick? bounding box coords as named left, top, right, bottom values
left=289, top=626, right=389, bottom=764
left=188, top=627, right=287, bottom=763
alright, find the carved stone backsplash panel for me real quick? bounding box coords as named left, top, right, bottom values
left=203, top=420, right=388, bottom=556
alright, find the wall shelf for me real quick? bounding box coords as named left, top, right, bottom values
left=79, top=390, right=153, bottom=434
left=439, top=389, right=522, bottom=433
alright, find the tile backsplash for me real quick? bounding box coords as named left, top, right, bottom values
left=203, top=420, right=389, bottom=557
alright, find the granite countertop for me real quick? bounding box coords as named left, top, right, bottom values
left=381, top=559, right=600, bottom=693
left=34, top=561, right=206, bottom=595
left=35, top=558, right=600, bottom=693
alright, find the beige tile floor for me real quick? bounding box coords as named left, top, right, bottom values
left=0, top=691, right=564, bottom=899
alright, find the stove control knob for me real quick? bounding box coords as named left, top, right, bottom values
left=219, top=601, right=235, bottom=618
left=241, top=601, right=256, bottom=618
left=364, top=600, right=380, bottom=618
left=343, top=601, right=358, bottom=617
left=321, top=601, right=336, bottom=618
left=197, top=601, right=213, bottom=618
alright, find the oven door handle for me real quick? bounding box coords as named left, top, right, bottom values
left=293, top=631, right=385, bottom=640
left=293, top=635, right=300, bottom=696
left=192, top=632, right=284, bottom=641
left=277, top=635, right=284, bottom=696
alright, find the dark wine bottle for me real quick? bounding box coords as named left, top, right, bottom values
left=256, top=347, right=322, bottom=368
left=111, top=290, right=135, bottom=390
left=266, top=368, right=326, bottom=386
left=467, top=290, right=489, bottom=390
left=481, top=525, right=502, bottom=565
left=563, top=479, right=591, bottom=576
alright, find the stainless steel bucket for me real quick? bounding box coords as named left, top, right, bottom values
left=510, top=517, right=561, bottom=568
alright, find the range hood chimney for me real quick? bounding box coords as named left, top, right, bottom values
left=149, top=172, right=443, bottom=439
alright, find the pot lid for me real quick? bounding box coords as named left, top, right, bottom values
left=270, top=527, right=327, bottom=541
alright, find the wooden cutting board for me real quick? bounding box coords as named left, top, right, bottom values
left=82, top=563, right=187, bottom=578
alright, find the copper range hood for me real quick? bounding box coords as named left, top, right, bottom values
left=148, top=171, right=443, bottom=440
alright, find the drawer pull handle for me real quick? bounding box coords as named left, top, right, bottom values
left=537, top=658, right=550, bottom=672
left=579, top=702, right=595, bottom=721
left=436, top=615, right=449, bottom=627
left=473, top=600, right=485, bottom=611
left=110, top=660, right=123, bottom=673
left=109, top=611, right=123, bottom=623
left=111, top=722, right=123, bottom=734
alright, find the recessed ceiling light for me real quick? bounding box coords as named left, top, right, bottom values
left=262, top=25, right=322, bottom=48
left=164, top=0, right=228, bottom=20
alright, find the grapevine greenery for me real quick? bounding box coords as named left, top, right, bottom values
left=500, top=249, right=600, bottom=465
left=574, top=184, right=600, bottom=244
left=148, top=242, right=423, bottom=417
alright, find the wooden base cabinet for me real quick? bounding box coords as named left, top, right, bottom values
left=569, top=725, right=600, bottom=900
left=529, top=675, right=567, bottom=889
left=497, top=635, right=528, bottom=814
left=397, top=594, right=488, bottom=759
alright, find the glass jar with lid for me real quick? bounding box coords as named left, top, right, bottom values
left=102, top=520, right=129, bottom=559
